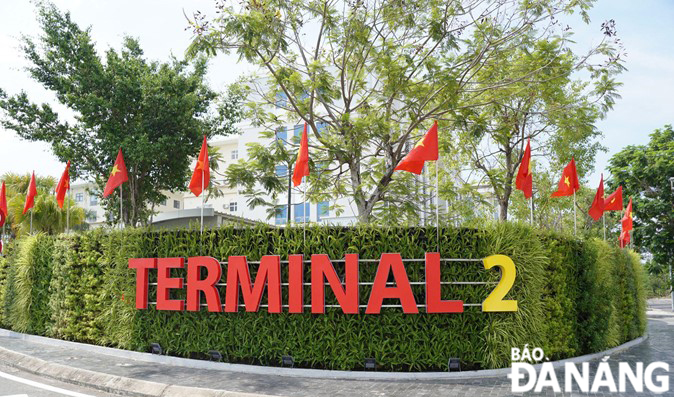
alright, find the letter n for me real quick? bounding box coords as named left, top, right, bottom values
left=311, top=254, right=359, bottom=314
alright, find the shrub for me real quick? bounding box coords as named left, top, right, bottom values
left=0, top=223, right=646, bottom=371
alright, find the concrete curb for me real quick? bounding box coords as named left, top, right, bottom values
left=0, top=327, right=649, bottom=381
left=0, top=344, right=278, bottom=397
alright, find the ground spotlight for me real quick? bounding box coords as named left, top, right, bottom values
left=208, top=350, right=222, bottom=362
left=364, top=358, right=376, bottom=371
left=448, top=358, right=461, bottom=372
left=150, top=343, right=163, bottom=355
left=282, top=355, right=294, bottom=368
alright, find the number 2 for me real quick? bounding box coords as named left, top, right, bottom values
left=482, top=255, right=518, bottom=312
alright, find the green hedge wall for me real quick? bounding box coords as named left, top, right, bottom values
left=0, top=224, right=646, bottom=371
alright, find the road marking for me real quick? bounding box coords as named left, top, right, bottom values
left=0, top=370, right=95, bottom=397
left=2, top=394, right=29, bottom=397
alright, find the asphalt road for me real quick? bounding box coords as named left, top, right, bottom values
left=0, top=362, right=114, bottom=397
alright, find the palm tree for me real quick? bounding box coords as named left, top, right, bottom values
left=2, top=173, right=85, bottom=237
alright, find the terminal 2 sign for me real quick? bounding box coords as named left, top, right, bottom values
left=129, top=253, right=518, bottom=314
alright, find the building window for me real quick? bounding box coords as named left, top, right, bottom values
left=294, top=202, right=310, bottom=223
left=275, top=127, right=287, bottom=145
left=90, top=195, right=98, bottom=206
left=275, top=92, right=288, bottom=108
left=317, top=201, right=329, bottom=221
left=173, top=200, right=180, bottom=209
left=275, top=205, right=288, bottom=225
left=275, top=165, right=288, bottom=177
left=87, top=212, right=97, bottom=222
left=229, top=202, right=237, bottom=212
left=231, top=149, right=238, bottom=160
left=75, top=193, right=84, bottom=203
left=293, top=124, right=304, bottom=143
left=161, top=199, right=167, bottom=206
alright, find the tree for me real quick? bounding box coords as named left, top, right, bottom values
left=1, top=173, right=85, bottom=237
left=607, top=125, right=674, bottom=270
left=0, top=2, right=241, bottom=226
left=186, top=0, right=612, bottom=223
left=451, top=21, right=623, bottom=221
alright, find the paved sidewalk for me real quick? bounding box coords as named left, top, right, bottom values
left=0, top=300, right=671, bottom=397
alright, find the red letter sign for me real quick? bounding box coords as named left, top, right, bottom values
left=311, top=254, right=359, bottom=314
left=425, top=252, right=463, bottom=313
left=157, top=257, right=185, bottom=311
left=366, top=253, right=418, bottom=314
left=128, top=258, right=157, bottom=309
left=225, top=255, right=282, bottom=313
left=186, top=256, right=222, bottom=312
left=288, top=255, right=304, bottom=313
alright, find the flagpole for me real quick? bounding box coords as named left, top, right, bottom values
left=303, top=180, right=306, bottom=250
left=435, top=159, right=440, bottom=254
left=602, top=213, right=606, bottom=240
left=119, top=185, right=123, bottom=229
left=573, top=190, right=577, bottom=236
left=67, top=189, right=70, bottom=234
left=30, top=209, right=33, bottom=234
left=200, top=167, right=205, bottom=235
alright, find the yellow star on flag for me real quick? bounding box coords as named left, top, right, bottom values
left=195, top=160, right=204, bottom=171
left=414, top=139, right=425, bottom=149
left=110, top=164, right=120, bottom=176
left=564, top=176, right=570, bottom=187
left=610, top=198, right=615, bottom=204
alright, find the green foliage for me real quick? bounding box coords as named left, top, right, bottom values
left=0, top=224, right=646, bottom=371
left=187, top=0, right=624, bottom=223
left=0, top=2, right=242, bottom=226
left=607, top=124, right=674, bottom=271
left=1, top=173, right=86, bottom=237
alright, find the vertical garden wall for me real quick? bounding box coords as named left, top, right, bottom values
left=0, top=224, right=646, bottom=371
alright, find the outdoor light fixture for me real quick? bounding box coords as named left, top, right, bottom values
left=150, top=343, right=163, bottom=355
left=282, top=355, right=294, bottom=368
left=208, top=350, right=222, bottom=362
left=448, top=358, right=461, bottom=372
left=364, top=358, right=376, bottom=371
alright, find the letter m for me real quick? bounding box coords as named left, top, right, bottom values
left=225, top=256, right=281, bottom=313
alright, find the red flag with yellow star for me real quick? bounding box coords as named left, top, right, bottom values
left=622, top=197, right=633, bottom=232
left=189, top=135, right=210, bottom=197
left=394, top=121, right=439, bottom=175
left=55, top=161, right=70, bottom=209
left=588, top=174, right=605, bottom=221
left=619, top=229, right=630, bottom=248
left=103, top=149, right=129, bottom=197
left=0, top=181, right=7, bottom=227
left=603, top=185, right=623, bottom=211
left=23, top=171, right=38, bottom=215
left=551, top=157, right=580, bottom=197
left=515, top=138, right=533, bottom=199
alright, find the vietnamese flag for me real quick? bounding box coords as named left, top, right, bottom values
left=619, top=229, right=630, bottom=248
left=103, top=149, right=129, bottom=197
left=622, top=197, right=633, bottom=232
left=0, top=181, right=7, bottom=227
left=550, top=157, right=580, bottom=197
left=189, top=136, right=210, bottom=197
left=603, top=185, right=623, bottom=211
left=394, top=121, right=439, bottom=175
left=292, top=123, right=309, bottom=186
left=588, top=174, right=605, bottom=221
left=55, top=161, right=70, bottom=209
left=23, top=171, right=37, bottom=215
left=515, top=138, right=533, bottom=199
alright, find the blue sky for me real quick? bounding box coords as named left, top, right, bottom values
left=0, top=0, right=671, bottom=187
